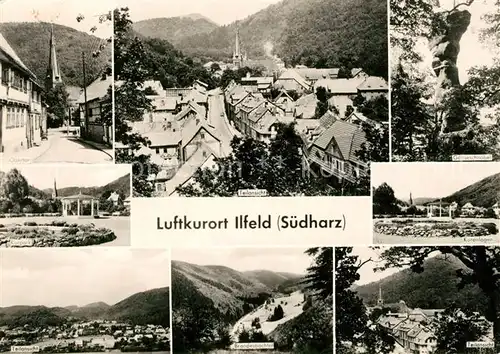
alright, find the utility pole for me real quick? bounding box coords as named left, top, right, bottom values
left=82, top=51, right=89, bottom=139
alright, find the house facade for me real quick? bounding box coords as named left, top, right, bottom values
left=78, top=74, right=113, bottom=146
left=0, top=33, right=47, bottom=154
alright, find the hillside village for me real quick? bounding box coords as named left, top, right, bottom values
left=370, top=292, right=493, bottom=354
left=121, top=29, right=388, bottom=196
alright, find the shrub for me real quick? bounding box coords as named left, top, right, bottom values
left=481, top=223, right=499, bottom=235
left=24, top=222, right=37, bottom=226
left=61, top=227, right=79, bottom=235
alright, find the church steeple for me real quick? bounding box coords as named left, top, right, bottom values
left=46, top=23, right=63, bottom=91
left=377, top=285, right=384, bottom=307
left=410, top=192, right=413, bottom=205
left=52, top=178, right=58, bottom=199
left=233, top=26, right=243, bottom=69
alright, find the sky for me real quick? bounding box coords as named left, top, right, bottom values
left=1, top=164, right=131, bottom=190
left=372, top=162, right=500, bottom=200
left=172, top=247, right=312, bottom=275
left=119, top=0, right=281, bottom=25
left=351, top=247, right=440, bottom=286
left=0, top=248, right=170, bottom=307
left=0, top=0, right=113, bottom=38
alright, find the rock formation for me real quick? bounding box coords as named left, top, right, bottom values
left=428, top=9, right=471, bottom=133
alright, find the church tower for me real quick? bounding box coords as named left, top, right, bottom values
left=232, top=27, right=243, bottom=69
left=52, top=178, right=58, bottom=199
left=377, top=285, right=384, bottom=307
left=45, top=23, right=63, bottom=91
left=410, top=192, right=413, bottom=205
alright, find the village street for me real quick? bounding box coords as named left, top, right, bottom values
left=2, top=128, right=113, bottom=164
left=208, top=88, right=240, bottom=156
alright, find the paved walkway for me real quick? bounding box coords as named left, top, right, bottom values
left=1, top=129, right=113, bottom=164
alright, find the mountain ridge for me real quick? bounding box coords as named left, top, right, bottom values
left=0, top=22, right=111, bottom=87
left=0, top=287, right=170, bottom=328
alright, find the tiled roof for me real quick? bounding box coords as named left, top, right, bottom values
left=276, top=69, right=310, bottom=89
left=175, top=101, right=206, bottom=122
left=294, top=93, right=318, bottom=119
left=319, top=111, right=337, bottom=128
left=328, top=95, right=354, bottom=116
left=312, top=120, right=366, bottom=163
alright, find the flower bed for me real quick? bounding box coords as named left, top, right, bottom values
left=0, top=221, right=117, bottom=247
left=374, top=220, right=498, bottom=238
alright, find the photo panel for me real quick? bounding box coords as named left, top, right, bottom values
left=0, top=247, right=171, bottom=353
left=171, top=247, right=333, bottom=353
left=390, top=0, right=500, bottom=162
left=371, top=162, right=500, bottom=245
left=113, top=0, right=389, bottom=199
left=0, top=0, right=113, bottom=165
left=0, top=163, right=131, bottom=248
left=335, top=246, right=497, bottom=354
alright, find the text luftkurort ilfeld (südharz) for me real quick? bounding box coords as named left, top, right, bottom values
left=156, top=214, right=345, bottom=231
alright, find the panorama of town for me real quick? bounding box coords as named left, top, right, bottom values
left=119, top=28, right=389, bottom=196
left=0, top=320, right=170, bottom=353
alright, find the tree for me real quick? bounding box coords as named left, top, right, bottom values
left=335, top=247, right=395, bottom=353
left=113, top=8, right=160, bottom=197
left=176, top=123, right=363, bottom=197
left=314, top=86, right=331, bottom=119
left=303, top=247, right=333, bottom=301
left=0, top=169, right=29, bottom=202
left=373, top=183, right=399, bottom=215
left=378, top=246, right=500, bottom=349
left=432, top=306, right=491, bottom=353
left=210, top=62, right=221, bottom=73
left=45, top=83, right=69, bottom=128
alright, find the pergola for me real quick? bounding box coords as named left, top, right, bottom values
left=426, top=201, right=452, bottom=218
left=61, top=192, right=99, bottom=217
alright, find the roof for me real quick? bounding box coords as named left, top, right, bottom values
left=151, top=96, right=178, bottom=111
left=62, top=193, right=96, bottom=200
left=163, top=144, right=217, bottom=195
left=312, top=120, right=366, bottom=164
left=175, top=101, right=206, bottom=122
left=77, top=75, right=112, bottom=103
left=463, top=202, right=475, bottom=208
left=328, top=95, right=354, bottom=116
left=181, top=115, right=221, bottom=149
left=276, top=69, right=310, bottom=90
left=0, top=32, right=35, bottom=78
left=294, top=93, right=318, bottom=119
left=319, top=111, right=337, bottom=128
left=357, top=76, right=388, bottom=91
left=295, top=68, right=339, bottom=81
left=314, top=77, right=365, bottom=94
left=346, top=111, right=381, bottom=128
left=144, top=130, right=181, bottom=147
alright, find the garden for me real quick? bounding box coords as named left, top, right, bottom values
left=0, top=220, right=117, bottom=247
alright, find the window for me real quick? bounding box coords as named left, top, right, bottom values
left=1, top=67, right=8, bottom=85
left=200, top=132, right=205, bottom=139
left=155, top=148, right=160, bottom=154
left=156, top=183, right=166, bottom=192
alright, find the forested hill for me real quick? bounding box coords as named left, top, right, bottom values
left=133, top=15, right=219, bottom=44
left=354, top=255, right=488, bottom=315
left=441, top=172, right=500, bottom=208
left=0, top=22, right=111, bottom=87
left=173, top=0, right=387, bottom=77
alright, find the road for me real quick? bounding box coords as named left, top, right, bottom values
left=208, top=89, right=240, bottom=157
left=3, top=129, right=112, bottom=164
